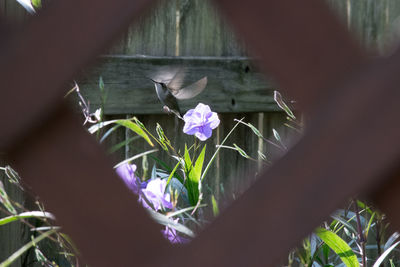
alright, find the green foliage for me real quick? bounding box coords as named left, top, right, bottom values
left=0, top=211, right=54, bottom=226
left=31, top=0, right=41, bottom=9
left=0, top=181, right=16, bottom=214
left=0, top=229, right=56, bottom=267
left=315, top=228, right=359, bottom=267
left=184, top=145, right=206, bottom=206
left=373, top=241, right=400, bottom=267
left=274, top=90, right=296, bottom=120
left=211, top=195, right=219, bottom=217
left=89, top=118, right=154, bottom=147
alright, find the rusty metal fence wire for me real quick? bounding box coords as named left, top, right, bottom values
left=1, top=0, right=399, bottom=266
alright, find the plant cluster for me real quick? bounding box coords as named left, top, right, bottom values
left=1, top=75, right=400, bottom=266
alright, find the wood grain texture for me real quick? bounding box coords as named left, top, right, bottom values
left=0, top=0, right=28, bottom=23
left=111, top=0, right=245, bottom=56
left=2, top=1, right=400, bottom=267
left=78, top=56, right=277, bottom=114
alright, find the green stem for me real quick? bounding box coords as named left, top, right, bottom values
left=0, top=229, right=57, bottom=267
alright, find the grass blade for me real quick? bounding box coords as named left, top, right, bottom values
left=0, top=211, right=55, bottom=226
left=114, top=149, right=158, bottom=168
left=373, top=241, right=400, bottom=267
left=0, top=229, right=57, bottom=267
left=315, top=227, right=359, bottom=267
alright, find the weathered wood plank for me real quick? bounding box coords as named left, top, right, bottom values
left=0, top=0, right=29, bottom=22
left=78, top=56, right=278, bottom=115
left=111, top=0, right=245, bottom=57
left=110, top=0, right=177, bottom=56
left=178, top=0, right=245, bottom=56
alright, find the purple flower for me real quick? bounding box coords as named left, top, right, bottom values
left=162, top=219, right=191, bottom=244
left=183, top=103, right=220, bottom=141
left=141, top=178, right=173, bottom=211
left=115, top=163, right=147, bottom=194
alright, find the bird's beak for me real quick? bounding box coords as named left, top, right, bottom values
left=146, top=77, right=157, bottom=83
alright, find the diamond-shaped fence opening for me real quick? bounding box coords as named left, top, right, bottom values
left=1, top=0, right=400, bottom=266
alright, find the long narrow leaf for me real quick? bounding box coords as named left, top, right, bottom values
left=88, top=120, right=118, bottom=133
left=184, top=145, right=196, bottom=205
left=108, top=136, right=140, bottom=154
left=373, top=241, right=400, bottom=267
left=193, top=145, right=206, bottom=183
left=0, top=181, right=16, bottom=214
left=147, top=210, right=194, bottom=237
left=166, top=162, right=180, bottom=186
left=211, top=195, right=219, bottom=217
left=0, top=229, right=56, bottom=267
left=201, top=118, right=243, bottom=182
left=0, top=211, right=55, bottom=226
left=115, top=120, right=154, bottom=147
left=149, top=156, right=183, bottom=182
left=88, top=119, right=153, bottom=146
left=365, top=212, right=376, bottom=239
left=331, top=215, right=357, bottom=235
left=114, top=149, right=158, bottom=168
left=384, top=232, right=400, bottom=251
left=166, top=204, right=207, bottom=218
left=99, top=125, right=120, bottom=143
left=274, top=90, right=296, bottom=119
left=315, top=228, right=359, bottom=267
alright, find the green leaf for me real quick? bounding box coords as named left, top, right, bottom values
left=88, top=120, right=117, bottom=133
left=5, top=166, right=20, bottom=185
left=331, top=215, right=357, bottom=235
left=315, top=228, right=359, bottom=267
left=322, top=243, right=330, bottom=263
left=34, top=247, right=49, bottom=265
left=356, top=200, right=373, bottom=215
left=272, top=128, right=281, bottom=142
left=184, top=145, right=195, bottom=205
left=211, top=195, right=219, bottom=217
left=100, top=125, right=120, bottom=143
left=0, top=229, right=56, bottom=267
left=258, top=150, right=267, bottom=161
left=274, top=90, right=296, bottom=120
left=155, top=123, right=169, bottom=151
left=149, top=156, right=183, bottom=183
left=166, top=161, right=180, bottom=186
left=184, top=145, right=206, bottom=206
left=115, top=120, right=154, bottom=147
left=233, top=143, right=250, bottom=158
left=108, top=136, right=140, bottom=154
left=0, top=211, right=55, bottom=226
left=114, top=149, right=158, bottom=169
left=31, top=0, right=41, bottom=9
left=244, top=122, right=263, bottom=138
left=147, top=210, right=194, bottom=237
left=166, top=205, right=206, bottom=218
left=99, top=76, right=105, bottom=92
left=193, top=145, right=206, bottom=183
left=0, top=181, right=16, bottom=214
left=373, top=241, right=400, bottom=267
left=88, top=119, right=153, bottom=147
left=201, top=118, right=243, bottom=183
left=384, top=232, right=400, bottom=251
left=365, top=212, right=376, bottom=239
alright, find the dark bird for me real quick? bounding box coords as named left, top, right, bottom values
left=150, top=67, right=207, bottom=118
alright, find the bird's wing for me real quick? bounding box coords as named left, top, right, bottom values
left=166, top=67, right=186, bottom=93
left=151, top=66, right=183, bottom=85
left=172, top=77, right=207, bottom=100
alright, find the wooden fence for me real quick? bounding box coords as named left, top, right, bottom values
left=1, top=0, right=400, bottom=266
